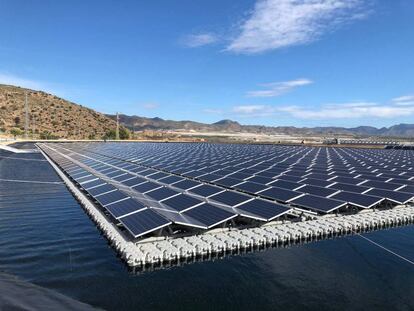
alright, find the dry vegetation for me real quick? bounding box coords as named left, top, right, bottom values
left=0, top=84, right=116, bottom=139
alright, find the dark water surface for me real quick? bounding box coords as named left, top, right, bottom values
left=0, top=149, right=413, bottom=310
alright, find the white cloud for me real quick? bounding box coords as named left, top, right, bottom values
left=181, top=33, right=218, bottom=48
left=142, top=102, right=159, bottom=109
left=229, top=100, right=414, bottom=119
left=278, top=102, right=414, bottom=119
left=247, top=78, right=312, bottom=97
left=227, top=0, right=369, bottom=54
left=203, top=108, right=224, bottom=114
left=392, top=95, right=414, bottom=102
left=391, top=95, right=414, bottom=106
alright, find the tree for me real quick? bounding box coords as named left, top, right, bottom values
left=14, top=116, right=21, bottom=126
left=103, top=129, right=116, bottom=140
left=119, top=127, right=130, bottom=140
left=103, top=127, right=130, bottom=140
left=40, top=131, right=59, bottom=140
left=10, top=128, right=23, bottom=139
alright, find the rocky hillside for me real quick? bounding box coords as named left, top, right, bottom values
left=0, top=84, right=116, bottom=139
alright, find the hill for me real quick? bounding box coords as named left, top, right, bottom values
left=107, top=114, right=414, bottom=138
left=0, top=84, right=116, bottom=139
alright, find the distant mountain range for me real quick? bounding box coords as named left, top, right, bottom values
left=107, top=114, right=414, bottom=138
left=1, top=84, right=413, bottom=139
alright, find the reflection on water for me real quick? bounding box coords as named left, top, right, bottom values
left=0, top=150, right=413, bottom=311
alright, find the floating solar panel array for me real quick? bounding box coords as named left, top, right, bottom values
left=39, top=142, right=414, bottom=239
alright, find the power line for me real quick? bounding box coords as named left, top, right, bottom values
left=356, top=232, right=414, bottom=266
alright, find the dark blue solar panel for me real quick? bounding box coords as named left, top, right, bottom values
left=361, top=180, right=402, bottom=191
left=95, top=190, right=128, bottom=206
left=214, top=177, right=242, bottom=187
left=259, top=187, right=303, bottom=202
left=301, top=178, right=334, bottom=187
left=146, top=187, right=179, bottom=201
left=398, top=185, right=414, bottom=194
left=290, top=195, right=346, bottom=213
left=330, top=176, right=366, bottom=185
left=162, top=194, right=202, bottom=212
left=105, top=198, right=146, bottom=218
left=132, top=181, right=161, bottom=193
left=236, top=199, right=290, bottom=221
left=330, top=191, right=383, bottom=208
left=159, top=175, right=184, bottom=184
left=210, top=191, right=251, bottom=207
left=81, top=178, right=104, bottom=189
left=296, top=185, right=339, bottom=197
left=190, top=184, right=224, bottom=197
left=182, top=203, right=236, bottom=228
left=149, top=172, right=170, bottom=180
left=87, top=183, right=116, bottom=196
left=328, top=182, right=370, bottom=194
left=364, top=189, right=414, bottom=204
left=172, top=179, right=201, bottom=190
left=119, top=209, right=170, bottom=238
left=269, top=180, right=301, bottom=190
left=234, top=181, right=269, bottom=194
left=122, top=176, right=146, bottom=187
left=246, top=176, right=274, bottom=185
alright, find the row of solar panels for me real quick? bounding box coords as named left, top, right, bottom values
left=40, top=144, right=293, bottom=238
left=44, top=144, right=403, bottom=214
left=57, top=143, right=414, bottom=209
left=79, top=143, right=414, bottom=181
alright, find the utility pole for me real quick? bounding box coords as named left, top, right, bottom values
left=32, top=115, right=35, bottom=139
left=24, top=91, right=29, bottom=139
left=116, top=112, right=120, bottom=140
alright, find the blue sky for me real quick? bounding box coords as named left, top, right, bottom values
left=0, top=0, right=413, bottom=128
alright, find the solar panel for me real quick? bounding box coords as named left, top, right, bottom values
left=258, top=187, right=303, bottom=203
left=268, top=179, right=301, bottom=190
left=330, top=176, right=366, bottom=185
left=246, top=176, right=274, bottom=185
left=364, top=188, right=414, bottom=204
left=105, top=198, right=146, bottom=218
left=181, top=203, right=236, bottom=228
left=214, top=177, right=242, bottom=187
left=146, top=187, right=180, bottom=201
left=172, top=179, right=201, bottom=190
left=236, top=199, right=291, bottom=221
left=162, top=194, right=203, bottom=212
left=158, top=175, right=184, bottom=184
left=234, top=181, right=269, bottom=194
left=81, top=178, right=105, bottom=189
left=95, top=190, right=128, bottom=206
left=295, top=185, right=339, bottom=198
left=300, top=178, right=334, bottom=187
left=87, top=183, right=116, bottom=196
left=189, top=184, right=224, bottom=197
left=119, top=209, right=170, bottom=238
left=290, top=194, right=346, bottom=213
left=209, top=191, right=252, bottom=207
left=327, top=182, right=370, bottom=194
left=330, top=191, right=383, bottom=208
left=360, top=180, right=403, bottom=191
left=132, top=181, right=161, bottom=193
left=398, top=185, right=414, bottom=194
left=113, top=173, right=135, bottom=182
left=122, top=176, right=146, bottom=187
